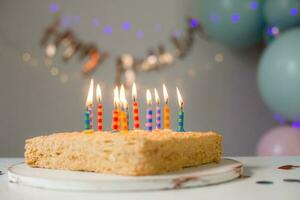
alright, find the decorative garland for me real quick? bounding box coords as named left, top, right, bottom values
left=40, top=16, right=208, bottom=87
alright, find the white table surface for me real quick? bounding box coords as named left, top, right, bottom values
left=0, top=157, right=299, bottom=200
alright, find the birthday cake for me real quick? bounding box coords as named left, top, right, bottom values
left=25, top=130, right=222, bottom=176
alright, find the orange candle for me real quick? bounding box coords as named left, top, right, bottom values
left=132, top=82, right=140, bottom=129
left=96, top=84, right=103, bottom=131
left=163, top=84, right=170, bottom=129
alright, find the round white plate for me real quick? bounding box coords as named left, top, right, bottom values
left=8, top=158, right=243, bottom=192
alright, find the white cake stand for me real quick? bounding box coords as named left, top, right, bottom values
left=8, top=158, right=243, bottom=192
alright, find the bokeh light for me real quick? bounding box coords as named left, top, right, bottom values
left=48, top=3, right=60, bottom=13
left=189, top=18, right=199, bottom=28
left=136, top=30, right=144, bottom=39
left=209, top=13, right=221, bottom=24
left=290, top=8, right=298, bottom=16
left=154, top=23, right=162, bottom=32
left=231, top=13, right=240, bottom=24
left=103, top=25, right=113, bottom=35
left=92, top=18, right=100, bottom=28
left=122, top=21, right=132, bottom=31
left=249, top=1, right=259, bottom=10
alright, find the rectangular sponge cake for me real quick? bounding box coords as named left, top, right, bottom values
left=25, top=130, right=222, bottom=176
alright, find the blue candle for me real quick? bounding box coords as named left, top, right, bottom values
left=145, top=89, right=153, bottom=131
left=154, top=88, right=161, bottom=129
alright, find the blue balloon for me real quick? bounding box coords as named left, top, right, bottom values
left=199, top=0, right=265, bottom=48
left=264, top=0, right=300, bottom=30
left=258, top=28, right=300, bottom=120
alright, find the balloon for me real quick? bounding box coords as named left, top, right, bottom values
left=264, top=0, right=300, bottom=30
left=258, top=28, right=300, bottom=120
left=199, top=0, right=265, bottom=48
left=256, top=126, right=300, bottom=156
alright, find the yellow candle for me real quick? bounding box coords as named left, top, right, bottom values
left=163, top=84, right=170, bottom=129
left=120, top=85, right=128, bottom=133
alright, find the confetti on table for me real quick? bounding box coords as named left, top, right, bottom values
left=256, top=180, right=274, bottom=185
left=278, top=165, right=300, bottom=170
left=283, top=179, right=300, bottom=183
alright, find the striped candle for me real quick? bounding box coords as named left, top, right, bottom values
left=164, top=104, right=170, bottom=129
left=84, top=79, right=94, bottom=132
left=120, top=84, right=128, bottom=132
left=96, top=84, right=103, bottom=131
left=146, top=108, right=153, bottom=131
left=97, top=104, right=103, bottom=131
left=132, top=83, right=140, bottom=129
left=154, top=88, right=161, bottom=129
left=84, top=109, right=90, bottom=130
left=121, top=110, right=128, bottom=131
left=162, top=84, right=170, bottom=129
left=176, top=87, right=185, bottom=132
left=156, top=106, right=161, bottom=129
left=133, top=102, right=140, bottom=129
left=112, top=109, right=120, bottom=132
left=177, top=110, right=185, bottom=132
left=88, top=106, right=93, bottom=129
left=112, top=86, right=120, bottom=132
left=145, top=89, right=153, bottom=131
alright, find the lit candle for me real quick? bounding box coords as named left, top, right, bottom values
left=132, top=82, right=140, bottom=129
left=120, top=85, right=128, bottom=132
left=176, top=87, right=185, bottom=132
left=145, top=89, right=153, bottom=131
left=96, top=84, right=103, bottom=131
left=84, top=79, right=94, bottom=133
left=112, top=86, right=120, bottom=132
left=154, top=88, right=161, bottom=129
left=162, top=84, right=170, bottom=129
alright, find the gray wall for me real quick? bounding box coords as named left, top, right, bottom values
left=0, top=0, right=276, bottom=156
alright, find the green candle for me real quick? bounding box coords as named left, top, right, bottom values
left=176, top=87, right=185, bottom=132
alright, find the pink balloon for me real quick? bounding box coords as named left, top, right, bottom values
left=256, top=126, right=300, bottom=156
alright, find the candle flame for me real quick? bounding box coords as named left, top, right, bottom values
left=176, top=87, right=184, bottom=108
left=162, top=84, right=168, bottom=104
left=132, top=82, right=137, bottom=101
left=120, top=84, right=128, bottom=109
left=146, top=89, right=152, bottom=105
left=96, top=84, right=102, bottom=103
left=86, top=79, right=94, bottom=107
left=113, top=86, right=120, bottom=108
left=154, top=88, right=160, bottom=105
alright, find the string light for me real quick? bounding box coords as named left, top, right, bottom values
left=60, top=74, right=69, bottom=83
left=38, top=14, right=209, bottom=86
left=22, top=52, right=31, bottom=62
left=45, top=43, right=56, bottom=58
left=214, top=53, right=224, bottom=63
left=50, top=67, right=59, bottom=76
left=44, top=58, right=53, bottom=67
